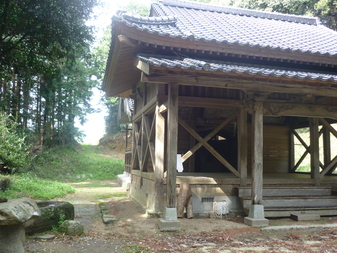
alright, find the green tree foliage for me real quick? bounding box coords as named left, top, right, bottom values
left=0, top=0, right=96, bottom=69
left=190, top=0, right=337, bottom=29
left=0, top=112, right=30, bottom=174
left=0, top=0, right=99, bottom=148
left=117, top=0, right=154, bottom=16
left=315, top=0, right=337, bottom=29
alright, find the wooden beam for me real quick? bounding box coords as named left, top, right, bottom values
left=310, top=118, right=320, bottom=182
left=251, top=101, right=263, bottom=205
left=181, top=110, right=239, bottom=162
left=157, top=95, right=243, bottom=109
left=166, top=83, right=179, bottom=208
left=320, top=155, right=337, bottom=178
left=134, top=59, right=150, bottom=75
left=238, top=108, right=248, bottom=185
left=142, top=73, right=337, bottom=97
left=118, top=34, right=136, bottom=47
left=133, top=96, right=157, bottom=122
left=263, top=102, right=337, bottom=119
left=323, top=126, right=331, bottom=169
left=289, top=130, right=295, bottom=173
left=179, top=117, right=241, bottom=177
left=319, top=118, right=337, bottom=139
left=154, top=105, right=165, bottom=212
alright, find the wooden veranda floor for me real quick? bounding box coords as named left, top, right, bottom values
left=176, top=172, right=337, bottom=186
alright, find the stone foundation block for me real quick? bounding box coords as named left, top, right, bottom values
left=158, top=218, right=180, bottom=231
left=244, top=217, right=269, bottom=227
left=290, top=213, right=320, bottom=221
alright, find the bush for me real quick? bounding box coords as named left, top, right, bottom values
left=0, top=112, right=30, bottom=174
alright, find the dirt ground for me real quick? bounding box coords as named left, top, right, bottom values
left=24, top=179, right=337, bottom=253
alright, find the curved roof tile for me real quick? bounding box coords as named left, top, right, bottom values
left=116, top=0, right=337, bottom=56
left=137, top=54, right=337, bottom=82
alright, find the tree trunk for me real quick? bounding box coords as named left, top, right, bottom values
left=177, top=183, right=192, bottom=218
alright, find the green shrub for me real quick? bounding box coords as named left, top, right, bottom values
left=0, top=112, right=31, bottom=174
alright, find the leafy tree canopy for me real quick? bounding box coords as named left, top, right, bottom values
left=0, top=0, right=97, bottom=71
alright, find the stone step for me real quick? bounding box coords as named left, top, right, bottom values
left=264, top=207, right=337, bottom=218
left=238, top=186, right=332, bottom=198
left=241, top=196, right=337, bottom=210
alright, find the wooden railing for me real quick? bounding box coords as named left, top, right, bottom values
left=124, top=149, right=132, bottom=174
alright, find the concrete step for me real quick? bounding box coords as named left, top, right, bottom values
left=264, top=207, right=337, bottom=218
left=243, top=206, right=337, bottom=217
left=241, top=196, right=337, bottom=210
left=238, top=186, right=332, bottom=198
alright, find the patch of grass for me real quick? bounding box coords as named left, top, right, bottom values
left=111, top=192, right=128, bottom=197
left=29, top=144, right=124, bottom=182
left=75, top=183, right=112, bottom=188
left=97, top=194, right=112, bottom=199
left=123, top=245, right=150, bottom=253
left=0, top=174, right=75, bottom=200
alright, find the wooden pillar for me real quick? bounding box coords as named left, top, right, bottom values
left=310, top=118, right=320, bottom=182
left=166, top=83, right=179, bottom=208
left=154, top=104, right=165, bottom=212
left=238, top=108, right=248, bottom=185
left=289, top=130, right=295, bottom=172
left=251, top=101, right=263, bottom=205
left=323, top=126, right=331, bottom=171
left=188, top=108, right=196, bottom=172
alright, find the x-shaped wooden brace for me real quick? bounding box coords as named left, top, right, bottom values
left=178, top=110, right=241, bottom=177
left=291, top=128, right=324, bottom=172
left=319, top=118, right=337, bottom=178
left=131, top=114, right=156, bottom=172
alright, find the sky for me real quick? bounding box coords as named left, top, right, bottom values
left=77, top=0, right=153, bottom=144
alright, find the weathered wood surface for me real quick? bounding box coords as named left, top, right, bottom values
left=180, top=110, right=239, bottom=162
left=142, top=72, right=337, bottom=97
left=166, top=83, right=179, bottom=208
left=309, top=118, right=320, bottom=181
left=177, top=183, right=192, bottom=218
left=238, top=108, right=247, bottom=184
left=155, top=104, right=165, bottom=210
left=238, top=186, right=332, bottom=197
left=178, top=116, right=241, bottom=177
left=251, top=101, right=263, bottom=205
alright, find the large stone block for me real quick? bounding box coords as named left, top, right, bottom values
left=0, top=198, right=40, bottom=225
left=25, top=201, right=74, bottom=235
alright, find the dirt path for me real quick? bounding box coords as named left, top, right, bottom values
left=24, top=180, right=337, bottom=252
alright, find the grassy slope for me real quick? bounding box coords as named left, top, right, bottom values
left=0, top=145, right=124, bottom=200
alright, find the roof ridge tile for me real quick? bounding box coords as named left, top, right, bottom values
left=159, top=0, right=318, bottom=25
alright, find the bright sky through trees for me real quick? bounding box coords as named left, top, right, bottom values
left=78, top=0, right=152, bottom=144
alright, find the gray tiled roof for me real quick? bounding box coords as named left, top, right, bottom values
left=137, top=54, right=337, bottom=82
left=116, top=0, right=337, bottom=56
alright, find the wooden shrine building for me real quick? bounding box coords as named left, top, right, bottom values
left=104, top=0, right=337, bottom=223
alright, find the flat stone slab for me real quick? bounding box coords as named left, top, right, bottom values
left=244, top=217, right=269, bottom=227
left=290, top=213, right=320, bottom=221
left=158, top=218, right=180, bottom=231
left=262, top=224, right=337, bottom=231
left=34, top=234, right=56, bottom=240
left=102, top=215, right=117, bottom=224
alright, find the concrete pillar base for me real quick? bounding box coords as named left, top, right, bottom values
left=244, top=204, right=269, bottom=227
left=158, top=207, right=180, bottom=231
left=244, top=217, right=269, bottom=227
left=158, top=218, right=180, bottom=231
